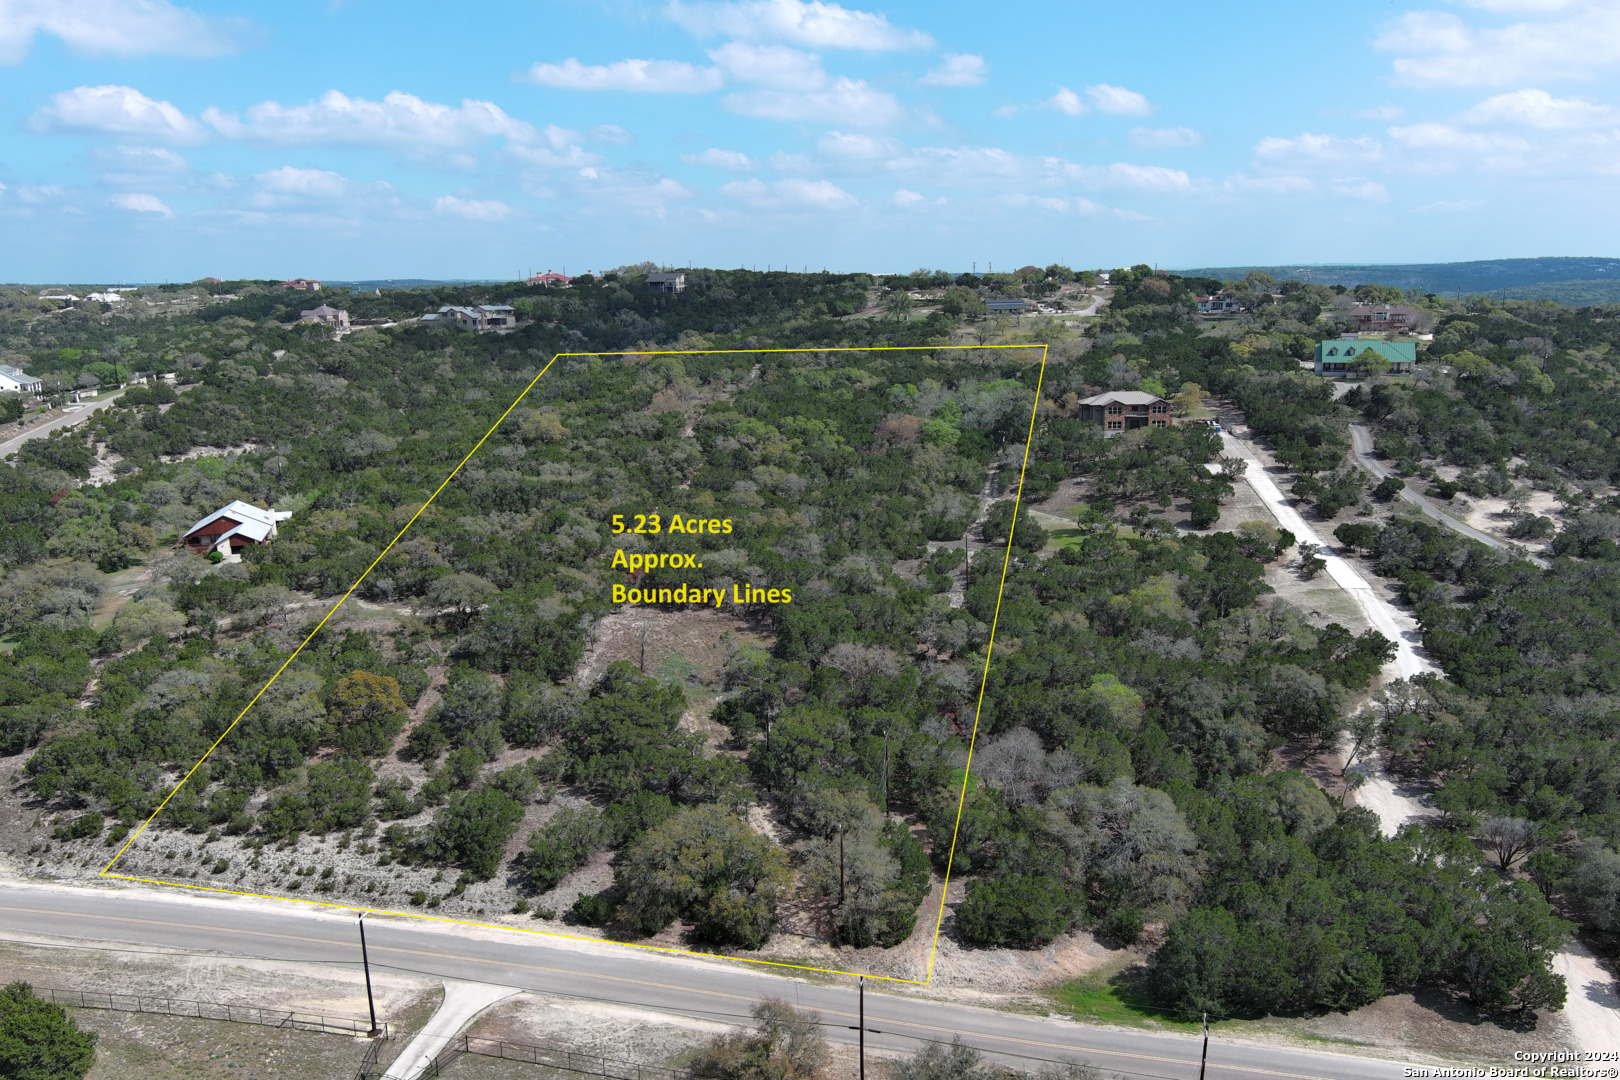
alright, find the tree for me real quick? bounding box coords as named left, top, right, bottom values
left=1371, top=475, right=1404, bottom=502
left=955, top=875, right=1077, bottom=947
left=0, top=982, right=96, bottom=1080
left=328, top=671, right=407, bottom=726
left=1349, top=352, right=1392, bottom=379
left=615, top=804, right=790, bottom=946
left=687, top=999, right=826, bottom=1080
left=427, top=787, right=524, bottom=879
left=884, top=290, right=915, bottom=322
left=425, top=573, right=499, bottom=631
left=523, top=806, right=605, bottom=892
left=109, top=598, right=185, bottom=651
left=890, top=1037, right=992, bottom=1080
left=1297, top=542, right=1326, bottom=580
left=1480, top=815, right=1539, bottom=871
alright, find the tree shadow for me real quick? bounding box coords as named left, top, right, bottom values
left=1410, top=986, right=1544, bottom=1033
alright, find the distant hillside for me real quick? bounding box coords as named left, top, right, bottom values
left=1177, top=257, right=1620, bottom=304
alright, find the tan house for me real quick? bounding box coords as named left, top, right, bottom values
left=1078, top=390, right=1172, bottom=433
left=298, top=304, right=350, bottom=329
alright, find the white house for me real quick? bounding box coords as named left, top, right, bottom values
left=646, top=272, right=686, bottom=294
left=85, top=292, right=125, bottom=303
left=0, top=365, right=42, bottom=394
left=182, top=500, right=294, bottom=559
left=421, top=305, right=517, bottom=332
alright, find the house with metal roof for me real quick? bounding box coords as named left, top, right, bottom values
left=0, top=365, right=42, bottom=395
left=646, top=272, right=686, bottom=294
left=1314, top=338, right=1416, bottom=378
left=182, top=501, right=293, bottom=559
left=1078, top=390, right=1172, bottom=433
left=420, top=305, right=517, bottom=332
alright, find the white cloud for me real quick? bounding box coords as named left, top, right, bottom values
left=0, top=0, right=250, bottom=64
left=1128, top=125, right=1202, bottom=148
left=920, top=53, right=987, bottom=87
left=815, top=130, right=904, bottom=160
left=1254, top=132, right=1383, bottom=165
left=588, top=124, right=635, bottom=145
left=1047, top=88, right=1088, bottom=116
left=509, top=126, right=602, bottom=170
left=1388, top=121, right=1528, bottom=155
left=709, top=41, right=825, bottom=89
left=206, top=91, right=534, bottom=161
left=682, top=147, right=755, bottom=169
left=1462, top=87, right=1619, bottom=128
left=1415, top=198, right=1487, bottom=213
left=1102, top=162, right=1191, bottom=192
left=255, top=166, right=348, bottom=200
left=29, top=84, right=205, bottom=143
left=722, top=77, right=903, bottom=126
left=892, top=188, right=925, bottom=206
left=108, top=191, right=172, bottom=216
left=433, top=195, right=512, bottom=221
left=1086, top=83, right=1154, bottom=116
left=525, top=57, right=723, bottom=93
left=719, top=176, right=860, bottom=209
left=667, top=0, right=932, bottom=50
left=1331, top=178, right=1390, bottom=202
left=1376, top=4, right=1620, bottom=87
left=89, top=145, right=190, bottom=184
left=1223, top=172, right=1314, bottom=194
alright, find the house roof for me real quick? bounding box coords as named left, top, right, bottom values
left=0, top=364, right=39, bottom=383
left=1078, top=390, right=1166, bottom=406
left=1315, top=340, right=1418, bottom=361
left=184, top=500, right=280, bottom=545
left=646, top=272, right=685, bottom=282
left=300, top=304, right=342, bottom=318
left=1348, top=303, right=1419, bottom=317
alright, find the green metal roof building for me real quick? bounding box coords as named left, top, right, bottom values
left=1314, top=338, right=1416, bottom=378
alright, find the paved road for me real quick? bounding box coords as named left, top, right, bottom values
left=1347, top=423, right=1549, bottom=569
left=0, top=882, right=1427, bottom=1080
left=0, top=390, right=127, bottom=460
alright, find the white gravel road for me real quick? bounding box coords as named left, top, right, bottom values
left=1223, top=429, right=1617, bottom=1055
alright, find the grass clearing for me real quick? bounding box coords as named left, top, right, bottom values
left=1051, top=964, right=1204, bottom=1032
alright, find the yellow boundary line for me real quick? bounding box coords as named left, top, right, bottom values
left=101, top=343, right=1050, bottom=988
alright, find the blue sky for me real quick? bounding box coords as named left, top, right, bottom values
left=4, top=0, right=1620, bottom=281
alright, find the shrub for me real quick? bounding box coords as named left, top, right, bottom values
left=0, top=981, right=97, bottom=1080
left=1097, top=906, right=1144, bottom=947
left=523, top=807, right=604, bottom=892
left=409, top=890, right=427, bottom=906
left=1187, top=499, right=1219, bottom=530
left=52, top=813, right=102, bottom=841
left=955, top=875, right=1077, bottom=948
left=1371, top=475, right=1405, bottom=502
left=571, top=892, right=614, bottom=926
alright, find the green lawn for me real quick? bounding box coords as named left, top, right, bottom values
left=1051, top=969, right=1206, bottom=1031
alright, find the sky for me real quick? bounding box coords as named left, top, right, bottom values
left=4, top=0, right=1620, bottom=282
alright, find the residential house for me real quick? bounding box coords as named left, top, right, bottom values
left=1314, top=338, right=1417, bottom=377
left=987, top=299, right=1026, bottom=313
left=646, top=272, right=686, bottom=294
left=38, top=294, right=79, bottom=302
left=0, top=365, right=42, bottom=394
left=421, top=305, right=518, bottom=332
left=1196, top=295, right=1245, bottom=314
left=298, top=304, right=351, bottom=329
left=182, top=500, right=294, bottom=559
left=526, top=270, right=572, bottom=285
left=1347, top=303, right=1418, bottom=330
left=281, top=278, right=321, bottom=291
left=1078, top=390, right=1172, bottom=433
left=85, top=292, right=125, bottom=303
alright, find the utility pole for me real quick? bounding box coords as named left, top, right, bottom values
left=858, top=977, right=866, bottom=1080
left=357, top=912, right=381, bottom=1038
left=1198, top=1011, right=1209, bottom=1080
left=838, top=829, right=846, bottom=906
